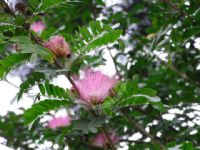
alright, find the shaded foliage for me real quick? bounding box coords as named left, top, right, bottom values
left=0, top=0, right=200, bottom=150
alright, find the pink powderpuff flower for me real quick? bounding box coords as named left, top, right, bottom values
left=44, top=35, right=71, bottom=58
left=74, top=69, right=117, bottom=105
left=30, top=21, right=46, bottom=33
left=48, top=116, right=71, bottom=130
left=92, top=132, right=119, bottom=147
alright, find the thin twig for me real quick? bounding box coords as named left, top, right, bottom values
left=107, top=46, right=120, bottom=77
left=161, top=0, right=194, bottom=21
left=120, top=139, right=147, bottom=144
left=5, top=78, right=19, bottom=89
left=121, top=110, right=165, bottom=149
left=156, top=56, right=200, bottom=87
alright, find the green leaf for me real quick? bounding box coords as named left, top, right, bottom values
left=10, top=36, right=32, bottom=44
left=73, top=119, right=89, bottom=134
left=0, top=23, right=16, bottom=32
left=71, top=21, right=122, bottom=54
left=119, top=95, right=153, bottom=106
left=73, top=118, right=103, bottom=134
left=132, top=75, right=139, bottom=91
left=23, top=99, right=71, bottom=126
left=123, top=75, right=139, bottom=96
left=27, top=0, right=40, bottom=10
left=0, top=34, right=7, bottom=43
left=35, top=46, right=55, bottom=63
left=102, top=97, right=115, bottom=116
left=20, top=44, right=54, bottom=63
left=39, top=82, right=70, bottom=99
left=96, top=0, right=104, bottom=5
left=17, top=72, right=45, bottom=101
left=167, top=142, right=200, bottom=150
left=117, top=94, right=166, bottom=112
left=118, top=39, right=125, bottom=51
left=29, top=53, right=38, bottom=64
left=15, top=15, right=25, bottom=26
left=89, top=119, right=103, bottom=133
left=139, top=88, right=157, bottom=96
left=37, top=0, right=68, bottom=12
left=0, top=53, right=30, bottom=79
left=44, top=81, right=51, bottom=96
left=38, top=84, right=46, bottom=95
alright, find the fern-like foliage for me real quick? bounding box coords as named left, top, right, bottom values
left=116, top=94, right=165, bottom=112
left=23, top=99, right=71, bottom=126
left=38, top=82, right=70, bottom=99
left=70, top=21, right=122, bottom=54
left=17, top=72, right=45, bottom=101
left=0, top=23, right=16, bottom=32
left=38, top=0, right=68, bottom=11
left=28, top=0, right=69, bottom=13
left=0, top=53, right=30, bottom=79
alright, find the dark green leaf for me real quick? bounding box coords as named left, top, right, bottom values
left=23, top=99, right=71, bottom=126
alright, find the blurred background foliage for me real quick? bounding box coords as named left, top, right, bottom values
left=0, top=0, right=200, bottom=149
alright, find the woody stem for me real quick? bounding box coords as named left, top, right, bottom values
left=121, top=110, right=165, bottom=149
left=100, top=127, right=117, bottom=150
left=90, top=110, right=116, bottom=150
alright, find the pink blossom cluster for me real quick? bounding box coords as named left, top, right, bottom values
left=30, top=21, right=46, bottom=33
left=48, top=116, right=71, bottom=130
left=74, top=69, right=117, bottom=105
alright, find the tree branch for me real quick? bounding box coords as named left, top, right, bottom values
left=161, top=0, right=194, bottom=21
left=156, top=56, right=200, bottom=87
left=120, top=139, right=147, bottom=144
left=1, top=0, right=16, bottom=18
left=90, top=110, right=116, bottom=150
left=121, top=110, right=165, bottom=149
left=100, top=127, right=117, bottom=150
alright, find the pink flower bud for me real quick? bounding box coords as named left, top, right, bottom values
left=92, top=132, right=119, bottom=147
left=30, top=21, right=46, bottom=33
left=74, top=69, right=117, bottom=105
left=44, top=35, right=71, bottom=58
left=47, top=116, right=71, bottom=130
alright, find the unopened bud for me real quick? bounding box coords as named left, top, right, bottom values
left=44, top=35, right=71, bottom=58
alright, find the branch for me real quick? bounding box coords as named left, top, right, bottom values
left=107, top=46, right=121, bottom=78
left=100, top=127, right=117, bottom=150
left=5, top=78, right=19, bottom=89
left=161, top=0, right=194, bottom=21
left=1, top=0, right=16, bottom=18
left=121, top=110, right=165, bottom=149
left=120, top=139, right=147, bottom=144
left=90, top=110, right=116, bottom=150
left=156, top=56, right=200, bottom=87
